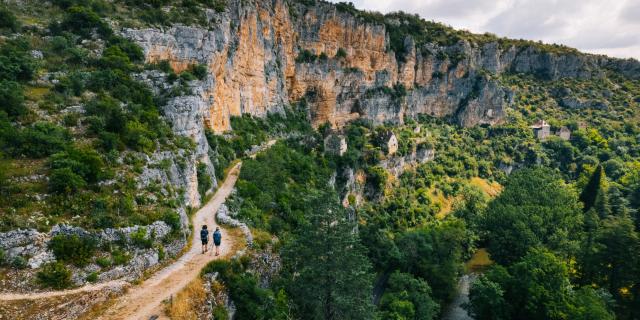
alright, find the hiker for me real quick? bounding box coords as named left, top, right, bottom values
left=200, top=225, right=209, bottom=254
left=213, top=227, right=222, bottom=256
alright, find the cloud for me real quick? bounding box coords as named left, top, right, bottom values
left=328, top=0, right=640, bottom=60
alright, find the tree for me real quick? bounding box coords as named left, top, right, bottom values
left=579, top=215, right=640, bottom=298
left=579, top=165, right=607, bottom=214
left=482, top=167, right=583, bottom=265
left=468, top=269, right=509, bottom=320
left=282, top=190, right=375, bottom=320
left=469, top=248, right=615, bottom=320
left=378, top=271, right=439, bottom=320
left=396, top=219, right=468, bottom=303
left=509, top=248, right=572, bottom=320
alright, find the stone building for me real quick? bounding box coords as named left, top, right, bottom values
left=557, top=126, right=571, bottom=141
left=531, top=120, right=551, bottom=140
left=324, top=134, right=348, bottom=156
left=379, top=131, right=399, bottom=155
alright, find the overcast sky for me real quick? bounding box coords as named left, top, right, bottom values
left=328, top=0, right=640, bottom=60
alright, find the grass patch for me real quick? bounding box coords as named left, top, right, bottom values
left=165, top=277, right=207, bottom=319
left=469, top=177, right=502, bottom=197
left=464, top=248, right=493, bottom=273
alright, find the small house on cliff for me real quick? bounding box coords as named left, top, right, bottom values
left=531, top=120, right=551, bottom=140
left=324, top=134, right=348, bottom=156
left=379, top=131, right=398, bottom=155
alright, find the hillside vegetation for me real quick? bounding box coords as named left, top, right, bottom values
left=0, top=0, right=639, bottom=319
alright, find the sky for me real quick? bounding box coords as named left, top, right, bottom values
left=328, top=0, right=640, bottom=60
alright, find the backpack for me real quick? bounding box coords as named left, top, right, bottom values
left=213, top=230, right=221, bottom=243
left=200, top=229, right=208, bottom=240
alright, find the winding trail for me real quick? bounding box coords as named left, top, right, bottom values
left=96, top=163, right=241, bottom=320
left=0, top=280, right=129, bottom=301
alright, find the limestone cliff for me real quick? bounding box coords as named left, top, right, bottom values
left=123, top=0, right=638, bottom=133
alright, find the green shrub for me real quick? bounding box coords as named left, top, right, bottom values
left=48, top=234, right=97, bottom=267
left=189, top=64, right=208, bottom=80
left=99, top=45, right=135, bottom=72
left=11, top=256, right=27, bottom=269
left=50, top=147, right=107, bottom=184
left=162, top=210, right=182, bottom=233
left=130, top=228, right=153, bottom=248
left=212, top=305, right=229, bottom=320
left=58, top=6, right=112, bottom=38
left=49, top=167, right=86, bottom=193
left=295, top=49, right=317, bottom=63
left=0, top=6, right=19, bottom=32
left=179, top=71, right=196, bottom=82
left=37, top=262, right=72, bottom=289
left=197, top=163, right=213, bottom=199
left=86, top=271, right=98, bottom=282
left=211, top=0, right=227, bottom=13
left=0, top=80, right=26, bottom=119
left=112, top=249, right=130, bottom=265
left=335, top=48, right=347, bottom=59
left=0, top=37, right=36, bottom=82
left=96, top=257, right=111, bottom=268
left=15, top=123, right=71, bottom=158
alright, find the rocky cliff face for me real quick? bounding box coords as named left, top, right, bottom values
left=123, top=0, right=635, bottom=133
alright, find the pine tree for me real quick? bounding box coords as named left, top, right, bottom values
left=579, top=165, right=607, bottom=213
left=282, top=190, right=375, bottom=320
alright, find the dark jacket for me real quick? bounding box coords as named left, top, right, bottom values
left=213, top=230, right=222, bottom=245
left=200, top=229, right=209, bottom=240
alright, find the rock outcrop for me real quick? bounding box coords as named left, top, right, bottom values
left=123, top=0, right=636, bottom=134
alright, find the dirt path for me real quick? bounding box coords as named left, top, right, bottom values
left=95, top=163, right=242, bottom=320
left=0, top=280, right=129, bottom=301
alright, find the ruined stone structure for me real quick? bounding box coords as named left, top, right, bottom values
left=531, top=120, right=551, bottom=140
left=558, top=126, right=572, bottom=141
left=324, top=134, right=348, bottom=156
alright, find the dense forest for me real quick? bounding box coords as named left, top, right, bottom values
left=0, top=0, right=639, bottom=319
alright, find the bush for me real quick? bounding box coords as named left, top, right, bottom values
left=16, top=123, right=71, bottom=158
left=0, top=38, right=36, bottom=82
left=50, top=147, right=107, bottom=184
left=197, top=162, right=213, bottom=199
left=58, top=6, right=112, bottom=38
left=0, top=6, right=19, bottom=32
left=295, top=49, right=318, bottom=63
left=96, top=257, right=111, bottom=268
left=112, top=249, right=130, bottom=265
left=163, top=210, right=182, bottom=233
left=37, top=262, right=72, bottom=289
left=130, top=227, right=153, bottom=248
left=212, top=305, right=228, bottom=320
left=0, top=80, right=26, bottom=119
left=335, top=48, right=347, bottom=59
left=189, top=63, right=208, bottom=80
left=86, top=271, right=98, bottom=282
left=48, top=234, right=97, bottom=267
left=49, top=167, right=86, bottom=193
left=11, top=256, right=28, bottom=269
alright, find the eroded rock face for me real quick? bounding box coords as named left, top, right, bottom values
left=0, top=222, right=178, bottom=276
left=124, top=0, right=635, bottom=132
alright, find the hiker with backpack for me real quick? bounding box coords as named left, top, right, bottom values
left=200, top=225, right=209, bottom=254
left=213, top=227, right=222, bottom=256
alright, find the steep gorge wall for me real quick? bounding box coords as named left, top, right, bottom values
left=124, top=0, right=626, bottom=133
